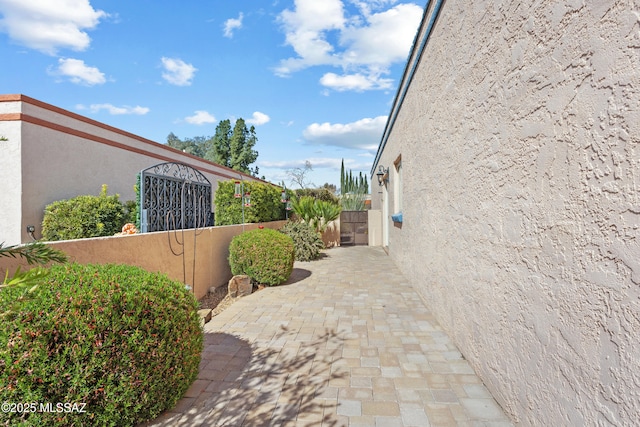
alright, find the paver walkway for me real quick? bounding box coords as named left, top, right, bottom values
left=145, top=246, right=513, bottom=426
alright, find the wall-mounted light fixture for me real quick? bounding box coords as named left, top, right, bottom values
left=376, top=165, right=389, bottom=186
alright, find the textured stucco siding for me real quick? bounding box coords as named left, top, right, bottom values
left=374, top=1, right=640, bottom=425
left=0, top=121, right=23, bottom=245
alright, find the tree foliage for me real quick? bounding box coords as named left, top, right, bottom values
left=166, top=118, right=259, bottom=176
left=339, top=159, right=369, bottom=211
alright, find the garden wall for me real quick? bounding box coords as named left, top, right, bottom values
left=0, top=221, right=285, bottom=300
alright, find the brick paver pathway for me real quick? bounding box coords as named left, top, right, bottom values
left=145, top=246, right=513, bottom=426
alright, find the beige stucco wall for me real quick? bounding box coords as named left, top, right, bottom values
left=0, top=221, right=286, bottom=300
left=0, top=120, right=22, bottom=246
left=0, top=95, right=265, bottom=245
left=373, top=1, right=640, bottom=425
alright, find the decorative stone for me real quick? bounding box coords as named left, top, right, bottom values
left=228, top=275, right=251, bottom=298
left=198, top=309, right=212, bottom=327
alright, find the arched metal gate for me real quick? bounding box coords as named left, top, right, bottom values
left=139, top=162, right=212, bottom=233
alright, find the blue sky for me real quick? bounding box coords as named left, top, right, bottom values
left=0, top=0, right=425, bottom=189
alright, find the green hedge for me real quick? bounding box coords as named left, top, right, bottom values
left=214, top=180, right=285, bottom=225
left=229, top=228, right=294, bottom=286
left=41, top=185, right=134, bottom=241
left=0, top=263, right=203, bottom=427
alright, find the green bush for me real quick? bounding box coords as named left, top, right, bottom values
left=293, top=188, right=339, bottom=205
left=0, top=263, right=203, bottom=427
left=229, top=228, right=294, bottom=286
left=42, top=185, right=126, bottom=241
left=291, top=196, right=342, bottom=233
left=214, top=180, right=285, bottom=225
left=279, top=221, right=324, bottom=262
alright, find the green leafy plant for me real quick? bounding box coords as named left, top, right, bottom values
left=279, top=221, right=324, bottom=262
left=229, top=228, right=294, bottom=286
left=42, top=185, right=126, bottom=241
left=0, top=263, right=203, bottom=427
left=290, top=196, right=341, bottom=233
left=293, top=187, right=340, bottom=205
left=0, top=242, right=68, bottom=308
left=214, top=180, right=285, bottom=225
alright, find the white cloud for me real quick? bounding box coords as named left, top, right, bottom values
left=275, top=1, right=423, bottom=92
left=319, top=72, right=393, bottom=91
left=339, top=4, right=422, bottom=67
left=303, top=116, right=387, bottom=151
left=51, top=58, right=106, bottom=85
left=77, top=103, right=149, bottom=115
left=275, top=0, right=345, bottom=75
left=223, top=12, right=243, bottom=38
left=246, top=111, right=270, bottom=126
left=0, top=0, right=107, bottom=55
left=185, top=110, right=216, bottom=125
left=161, top=57, right=197, bottom=86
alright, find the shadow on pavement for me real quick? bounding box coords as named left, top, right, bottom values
left=143, top=327, right=347, bottom=426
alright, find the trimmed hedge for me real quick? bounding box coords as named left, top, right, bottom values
left=214, top=180, right=285, bottom=225
left=229, top=228, right=294, bottom=286
left=0, top=263, right=203, bottom=427
left=42, top=185, right=127, bottom=241
left=279, top=221, right=324, bottom=261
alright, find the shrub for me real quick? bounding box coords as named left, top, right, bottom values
left=0, top=263, right=203, bottom=427
left=214, top=180, right=285, bottom=225
left=279, top=221, right=324, bottom=262
left=229, top=228, right=294, bottom=286
left=42, top=185, right=126, bottom=241
left=293, top=188, right=339, bottom=205
left=291, top=196, right=342, bottom=233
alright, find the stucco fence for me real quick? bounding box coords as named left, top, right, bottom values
left=0, top=221, right=288, bottom=300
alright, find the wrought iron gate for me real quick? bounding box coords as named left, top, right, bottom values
left=139, top=162, right=212, bottom=233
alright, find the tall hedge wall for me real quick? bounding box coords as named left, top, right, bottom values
left=214, top=180, right=285, bottom=225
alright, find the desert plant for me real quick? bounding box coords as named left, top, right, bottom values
left=42, top=185, right=126, bottom=241
left=0, top=263, right=202, bottom=427
left=290, top=196, right=341, bottom=233
left=229, top=228, right=294, bottom=286
left=280, top=221, right=324, bottom=261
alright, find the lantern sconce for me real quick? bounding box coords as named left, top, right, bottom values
left=376, top=165, right=389, bottom=186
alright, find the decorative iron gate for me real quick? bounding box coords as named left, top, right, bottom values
left=140, top=162, right=212, bottom=233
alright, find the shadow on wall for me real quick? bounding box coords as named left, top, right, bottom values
left=142, top=328, right=348, bottom=426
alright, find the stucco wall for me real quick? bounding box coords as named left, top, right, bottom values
left=373, top=1, right=640, bottom=425
left=0, top=120, right=22, bottom=246
left=0, top=95, right=265, bottom=245
left=0, top=221, right=286, bottom=300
